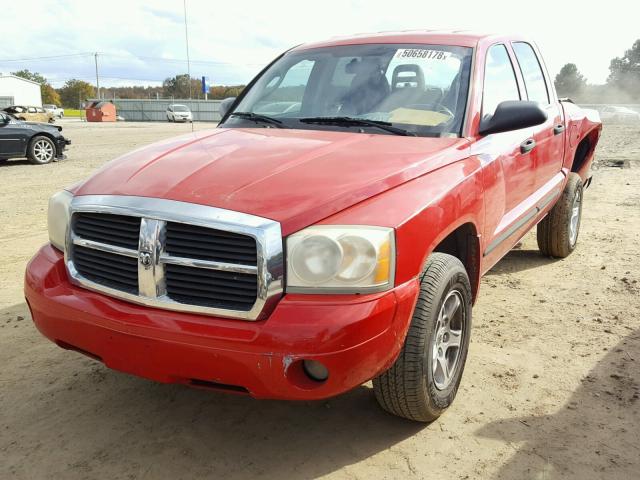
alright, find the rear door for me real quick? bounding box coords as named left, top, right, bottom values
left=512, top=42, right=565, bottom=191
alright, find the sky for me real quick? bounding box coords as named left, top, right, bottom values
left=0, top=0, right=637, bottom=89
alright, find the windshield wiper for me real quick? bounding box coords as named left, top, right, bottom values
left=299, top=116, right=416, bottom=136
left=229, top=112, right=286, bottom=128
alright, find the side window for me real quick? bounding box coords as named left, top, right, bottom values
left=482, top=45, right=520, bottom=119
left=512, top=42, right=549, bottom=104
left=28, top=107, right=37, bottom=113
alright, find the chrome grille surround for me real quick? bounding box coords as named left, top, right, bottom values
left=64, top=195, right=284, bottom=321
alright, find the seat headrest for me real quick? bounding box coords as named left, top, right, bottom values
left=391, top=64, right=425, bottom=91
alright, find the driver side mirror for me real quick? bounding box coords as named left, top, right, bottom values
left=479, top=100, right=547, bottom=136
left=219, top=97, right=237, bottom=119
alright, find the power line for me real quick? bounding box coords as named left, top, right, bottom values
left=0, top=51, right=266, bottom=67
left=0, top=52, right=93, bottom=62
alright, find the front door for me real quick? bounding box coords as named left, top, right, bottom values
left=0, top=113, right=28, bottom=156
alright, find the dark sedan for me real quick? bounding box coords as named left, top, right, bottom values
left=0, top=112, right=70, bottom=164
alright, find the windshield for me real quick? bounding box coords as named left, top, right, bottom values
left=172, top=105, right=189, bottom=112
left=223, top=44, right=472, bottom=137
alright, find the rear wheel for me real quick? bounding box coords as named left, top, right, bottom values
left=537, top=173, right=583, bottom=258
left=28, top=136, right=56, bottom=165
left=373, top=253, right=472, bottom=422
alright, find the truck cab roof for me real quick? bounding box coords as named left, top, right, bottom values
left=293, top=30, right=529, bottom=51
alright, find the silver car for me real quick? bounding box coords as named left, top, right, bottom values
left=600, top=106, right=640, bottom=123
left=166, top=104, right=193, bottom=123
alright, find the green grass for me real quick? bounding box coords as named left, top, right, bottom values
left=63, top=109, right=83, bottom=117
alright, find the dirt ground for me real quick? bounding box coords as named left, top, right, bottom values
left=1, top=120, right=638, bottom=480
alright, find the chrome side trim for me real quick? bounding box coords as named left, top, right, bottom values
left=483, top=188, right=560, bottom=257
left=65, top=195, right=284, bottom=321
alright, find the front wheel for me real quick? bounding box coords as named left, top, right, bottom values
left=373, top=253, right=472, bottom=422
left=28, top=136, right=56, bottom=164
left=537, top=173, right=583, bottom=258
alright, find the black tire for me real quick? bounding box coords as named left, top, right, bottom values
left=27, top=135, right=56, bottom=165
left=373, top=253, right=472, bottom=422
left=537, top=173, right=583, bottom=258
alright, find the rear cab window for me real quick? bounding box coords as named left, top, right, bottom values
left=512, top=42, right=549, bottom=105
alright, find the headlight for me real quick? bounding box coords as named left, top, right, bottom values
left=286, top=226, right=394, bottom=293
left=47, top=190, right=73, bottom=251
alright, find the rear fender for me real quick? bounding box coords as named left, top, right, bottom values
left=561, top=102, right=603, bottom=181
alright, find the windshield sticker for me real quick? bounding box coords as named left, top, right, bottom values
left=395, top=49, right=451, bottom=60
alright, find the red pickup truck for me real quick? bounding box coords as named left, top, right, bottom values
left=25, top=31, right=601, bottom=422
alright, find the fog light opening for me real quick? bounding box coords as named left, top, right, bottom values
left=303, top=360, right=329, bottom=382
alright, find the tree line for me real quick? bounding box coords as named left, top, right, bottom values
left=9, top=70, right=247, bottom=108
left=555, top=39, right=640, bottom=103
left=10, top=38, right=640, bottom=108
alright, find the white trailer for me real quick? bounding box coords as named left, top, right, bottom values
left=0, top=75, right=42, bottom=108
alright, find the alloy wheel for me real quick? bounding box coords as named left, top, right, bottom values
left=431, top=289, right=466, bottom=390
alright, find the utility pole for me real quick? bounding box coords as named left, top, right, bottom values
left=94, top=52, right=100, bottom=100
left=183, top=0, right=192, bottom=99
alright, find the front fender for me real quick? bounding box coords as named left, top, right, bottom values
left=320, top=157, right=485, bottom=296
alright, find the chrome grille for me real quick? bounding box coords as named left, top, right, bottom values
left=65, top=196, right=284, bottom=320
left=165, top=264, right=257, bottom=310
left=73, top=244, right=139, bottom=294
left=74, top=213, right=140, bottom=249
left=165, top=222, right=257, bottom=266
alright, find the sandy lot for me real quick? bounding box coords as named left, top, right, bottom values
left=1, top=120, right=638, bottom=479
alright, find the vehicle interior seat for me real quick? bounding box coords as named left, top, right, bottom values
left=378, top=64, right=427, bottom=112
left=339, top=58, right=390, bottom=115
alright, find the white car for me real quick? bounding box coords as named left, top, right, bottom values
left=166, top=104, right=193, bottom=122
left=43, top=104, right=65, bottom=118
left=600, top=106, right=640, bottom=123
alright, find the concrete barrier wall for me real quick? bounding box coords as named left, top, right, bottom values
left=106, top=99, right=223, bottom=122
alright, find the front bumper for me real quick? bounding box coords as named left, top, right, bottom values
left=55, top=137, right=71, bottom=159
left=25, top=245, right=419, bottom=400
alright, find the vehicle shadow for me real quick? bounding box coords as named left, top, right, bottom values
left=2, top=302, right=424, bottom=479
left=476, top=329, right=640, bottom=479
left=0, top=159, right=32, bottom=167
left=486, top=248, right=559, bottom=276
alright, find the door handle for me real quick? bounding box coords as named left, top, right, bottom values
left=553, top=124, right=565, bottom=135
left=520, top=138, right=536, bottom=154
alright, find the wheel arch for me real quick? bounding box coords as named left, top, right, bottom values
left=571, top=127, right=600, bottom=181
left=428, top=221, right=481, bottom=302
left=29, top=132, right=59, bottom=154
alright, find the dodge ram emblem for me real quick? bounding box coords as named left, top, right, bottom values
left=139, top=251, right=153, bottom=269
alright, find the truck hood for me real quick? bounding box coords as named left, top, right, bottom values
left=75, top=128, right=469, bottom=235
